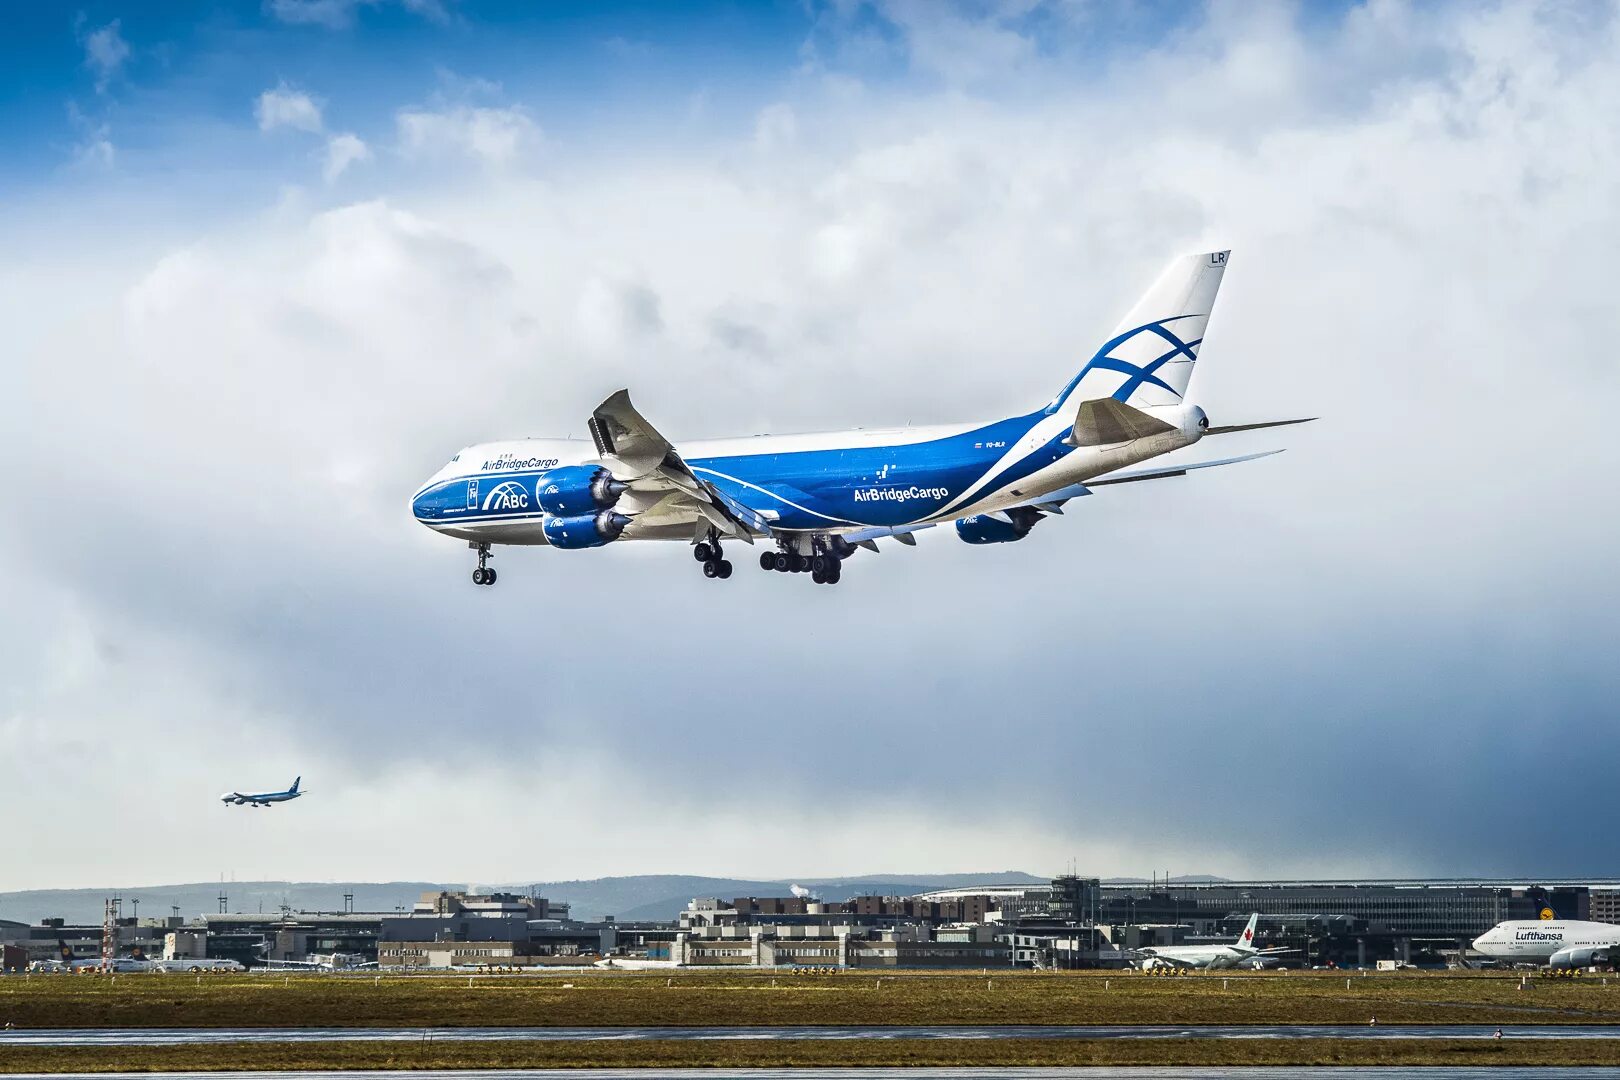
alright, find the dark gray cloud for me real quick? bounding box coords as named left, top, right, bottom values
left=3, top=2, right=1619, bottom=888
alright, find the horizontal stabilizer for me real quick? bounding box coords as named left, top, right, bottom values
left=1204, top=417, right=1316, bottom=435
left=1068, top=397, right=1177, bottom=447
left=1088, top=449, right=1283, bottom=487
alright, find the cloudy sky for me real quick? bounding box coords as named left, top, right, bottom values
left=2, top=0, right=1618, bottom=892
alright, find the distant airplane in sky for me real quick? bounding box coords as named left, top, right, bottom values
left=1131, top=914, right=1293, bottom=971
left=412, top=250, right=1312, bottom=586
left=220, top=776, right=304, bottom=808
left=1473, top=918, right=1620, bottom=969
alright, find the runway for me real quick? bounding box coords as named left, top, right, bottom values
left=6, top=1024, right=1620, bottom=1045
left=5, top=1069, right=1620, bottom=1080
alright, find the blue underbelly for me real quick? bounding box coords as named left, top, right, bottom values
left=690, top=421, right=1065, bottom=529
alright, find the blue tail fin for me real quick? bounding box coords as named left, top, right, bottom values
left=290, top=776, right=301, bottom=794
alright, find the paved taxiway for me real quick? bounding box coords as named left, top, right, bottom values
left=7, top=1024, right=1620, bottom=1045
left=6, top=1069, right=1620, bottom=1080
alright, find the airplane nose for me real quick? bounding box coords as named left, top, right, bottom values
left=411, top=482, right=448, bottom=523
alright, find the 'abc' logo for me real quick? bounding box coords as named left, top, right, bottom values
left=483, top=481, right=530, bottom=512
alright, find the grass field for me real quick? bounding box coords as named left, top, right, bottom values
left=3, top=969, right=1619, bottom=1029
left=5, top=1036, right=1620, bottom=1072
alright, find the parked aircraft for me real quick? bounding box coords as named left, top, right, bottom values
left=1472, top=919, right=1620, bottom=968
left=259, top=952, right=375, bottom=971
left=1131, top=914, right=1293, bottom=971
left=412, top=250, right=1311, bottom=586
left=154, top=958, right=246, bottom=972
left=220, top=777, right=304, bottom=808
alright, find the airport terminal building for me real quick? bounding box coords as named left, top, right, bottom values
left=917, top=877, right=1620, bottom=967
left=8, top=878, right=1620, bottom=972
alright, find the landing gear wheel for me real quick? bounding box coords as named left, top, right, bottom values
left=716, top=560, right=733, bottom=579
left=693, top=542, right=713, bottom=562
left=812, top=568, right=827, bottom=584
left=811, top=555, right=828, bottom=573
left=826, top=565, right=841, bottom=585
left=793, top=554, right=810, bottom=573
left=471, top=542, right=494, bottom=586
left=759, top=552, right=776, bottom=571
left=773, top=552, right=791, bottom=572
left=702, top=560, right=719, bottom=578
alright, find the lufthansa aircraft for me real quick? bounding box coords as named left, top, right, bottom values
left=1472, top=918, right=1620, bottom=969
left=412, top=251, right=1310, bottom=586
left=219, top=777, right=304, bottom=808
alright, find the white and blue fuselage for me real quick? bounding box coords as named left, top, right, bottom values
left=411, top=403, right=1207, bottom=545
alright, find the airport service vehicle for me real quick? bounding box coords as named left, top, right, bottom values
left=219, top=776, right=304, bottom=808
left=412, top=250, right=1311, bottom=586
left=1131, top=914, right=1293, bottom=971
left=1472, top=920, right=1620, bottom=969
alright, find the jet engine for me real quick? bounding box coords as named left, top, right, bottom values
left=535, top=465, right=628, bottom=516
left=955, top=507, right=1043, bottom=545
left=1549, top=946, right=1614, bottom=969
left=541, top=510, right=631, bottom=549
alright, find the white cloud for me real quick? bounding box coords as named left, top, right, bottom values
left=395, top=104, right=538, bottom=165
left=65, top=103, right=115, bottom=169
left=80, top=18, right=131, bottom=93
left=266, top=0, right=449, bottom=30
left=7, top=2, right=1620, bottom=886
left=256, top=84, right=325, bottom=133
left=323, top=131, right=371, bottom=182
left=754, top=102, right=798, bottom=152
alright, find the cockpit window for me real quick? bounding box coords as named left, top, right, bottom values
left=451, top=454, right=460, bottom=462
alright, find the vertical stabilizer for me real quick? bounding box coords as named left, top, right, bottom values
left=1051, top=250, right=1229, bottom=412
left=290, top=776, right=301, bottom=794
left=1236, top=912, right=1259, bottom=949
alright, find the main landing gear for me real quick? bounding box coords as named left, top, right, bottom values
left=761, top=536, right=843, bottom=585
left=471, top=542, right=497, bottom=586
left=693, top=532, right=733, bottom=581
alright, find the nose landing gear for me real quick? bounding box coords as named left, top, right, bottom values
left=694, top=533, right=733, bottom=580
left=471, top=542, right=497, bottom=586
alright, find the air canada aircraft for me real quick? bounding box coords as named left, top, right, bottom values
left=412, top=251, right=1311, bottom=586
left=219, top=777, right=304, bottom=808
left=1132, top=914, right=1293, bottom=971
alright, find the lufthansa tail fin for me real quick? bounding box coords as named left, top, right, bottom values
left=1049, top=250, right=1229, bottom=413
left=1236, top=913, right=1259, bottom=949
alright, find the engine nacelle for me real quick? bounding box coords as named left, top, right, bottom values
left=1549, top=946, right=1612, bottom=969
left=541, top=510, right=630, bottom=549
left=956, top=507, right=1042, bottom=545
left=535, top=465, right=628, bottom=516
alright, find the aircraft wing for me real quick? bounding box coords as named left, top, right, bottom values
left=588, top=389, right=769, bottom=542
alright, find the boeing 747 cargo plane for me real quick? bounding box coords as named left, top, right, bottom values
left=412, top=251, right=1310, bottom=586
